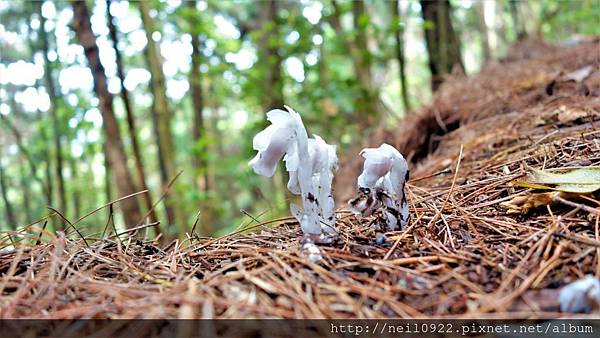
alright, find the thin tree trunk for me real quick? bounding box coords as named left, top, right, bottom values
left=475, top=0, right=491, bottom=62
left=209, top=103, right=238, bottom=216
left=495, top=0, right=509, bottom=47
left=352, top=0, right=372, bottom=84
left=38, top=2, right=67, bottom=222
left=188, top=0, right=207, bottom=191
left=103, top=140, right=112, bottom=204
left=139, top=0, right=186, bottom=236
left=26, top=19, right=54, bottom=215
left=38, top=110, right=54, bottom=209
left=260, top=0, right=284, bottom=112
left=509, top=0, right=526, bottom=40
left=330, top=0, right=381, bottom=125
left=0, top=156, right=17, bottom=230
left=68, top=154, right=81, bottom=219
left=257, top=0, right=290, bottom=209
left=19, top=159, right=33, bottom=223
left=206, top=98, right=219, bottom=207
left=106, top=0, right=158, bottom=227
left=420, top=0, right=464, bottom=91
left=317, top=22, right=334, bottom=132
left=37, top=104, right=55, bottom=228
left=392, top=0, right=411, bottom=113
left=187, top=0, right=214, bottom=235
left=0, top=109, right=47, bottom=197
left=72, top=0, right=143, bottom=227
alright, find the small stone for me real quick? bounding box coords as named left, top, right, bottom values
left=302, top=242, right=322, bottom=262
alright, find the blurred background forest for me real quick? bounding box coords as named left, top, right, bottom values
left=0, top=0, right=598, bottom=239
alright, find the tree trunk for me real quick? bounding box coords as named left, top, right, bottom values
left=0, top=108, right=47, bottom=198
left=259, top=0, right=291, bottom=209
left=0, top=155, right=17, bottom=230
left=392, top=0, right=411, bottom=113
left=38, top=1, right=67, bottom=223
left=330, top=0, right=381, bottom=125
left=26, top=19, right=54, bottom=216
left=475, top=0, right=491, bottom=62
left=353, top=0, right=382, bottom=123
left=106, top=0, right=158, bottom=227
left=260, top=0, right=284, bottom=112
left=317, top=22, right=334, bottom=132
left=19, top=159, right=33, bottom=224
left=139, top=0, right=186, bottom=236
left=71, top=0, right=143, bottom=228
left=68, top=154, right=81, bottom=219
left=420, top=0, right=464, bottom=91
left=209, top=100, right=238, bottom=218
left=188, top=0, right=207, bottom=191
left=509, top=0, right=526, bottom=40
left=103, top=140, right=112, bottom=204
left=352, top=0, right=371, bottom=84
left=38, top=110, right=54, bottom=210
left=494, top=0, right=508, bottom=47
left=187, top=0, right=215, bottom=235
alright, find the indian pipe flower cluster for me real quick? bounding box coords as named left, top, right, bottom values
left=349, top=144, right=410, bottom=231
left=249, top=106, right=337, bottom=236
left=249, top=106, right=409, bottom=238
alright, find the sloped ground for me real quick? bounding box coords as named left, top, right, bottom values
left=1, top=39, right=599, bottom=322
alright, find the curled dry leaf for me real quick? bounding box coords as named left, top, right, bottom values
left=545, top=65, right=594, bottom=96
left=564, top=65, right=594, bottom=83
left=555, top=105, right=590, bottom=124
left=501, top=164, right=600, bottom=215
left=500, top=192, right=557, bottom=214
left=500, top=190, right=599, bottom=215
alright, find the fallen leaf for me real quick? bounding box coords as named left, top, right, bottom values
left=555, top=105, right=590, bottom=124
left=500, top=192, right=557, bottom=214
left=564, top=65, right=594, bottom=83
left=512, top=165, right=600, bottom=193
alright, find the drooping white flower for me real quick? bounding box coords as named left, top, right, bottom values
left=559, top=275, right=600, bottom=313
left=249, top=109, right=300, bottom=177
left=311, top=135, right=338, bottom=233
left=350, top=143, right=409, bottom=231
left=249, top=106, right=338, bottom=236
left=357, top=148, right=393, bottom=188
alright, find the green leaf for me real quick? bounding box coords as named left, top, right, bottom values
left=512, top=165, right=600, bottom=193
left=422, top=20, right=435, bottom=30
left=358, top=14, right=370, bottom=29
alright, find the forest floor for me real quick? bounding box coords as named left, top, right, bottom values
left=1, top=39, right=599, bottom=325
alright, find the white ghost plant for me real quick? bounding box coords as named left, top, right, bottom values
left=289, top=135, right=338, bottom=234
left=249, top=106, right=338, bottom=236
left=559, top=275, right=600, bottom=313
left=349, top=143, right=410, bottom=231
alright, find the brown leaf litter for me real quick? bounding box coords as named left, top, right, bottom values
left=1, top=39, right=600, bottom=320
